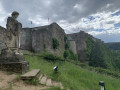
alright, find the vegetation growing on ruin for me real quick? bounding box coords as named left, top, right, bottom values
left=64, top=35, right=68, bottom=43
left=63, top=36, right=78, bottom=60
left=43, top=53, right=64, bottom=61
left=64, top=50, right=78, bottom=60
left=52, top=38, right=59, bottom=49
left=65, top=42, right=70, bottom=50
left=43, top=43, right=46, bottom=50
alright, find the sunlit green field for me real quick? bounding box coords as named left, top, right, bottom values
left=25, top=55, right=120, bottom=90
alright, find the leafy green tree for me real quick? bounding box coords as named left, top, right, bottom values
left=89, top=42, right=107, bottom=68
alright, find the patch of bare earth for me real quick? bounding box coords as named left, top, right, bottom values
left=0, top=71, right=49, bottom=90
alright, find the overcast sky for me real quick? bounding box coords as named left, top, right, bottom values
left=0, top=0, right=120, bottom=42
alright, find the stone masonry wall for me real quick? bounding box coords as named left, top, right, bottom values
left=68, top=31, right=104, bottom=62
left=20, top=28, right=32, bottom=50
left=32, top=26, right=52, bottom=53
left=68, top=41, right=77, bottom=54
left=20, top=23, right=66, bottom=56
left=0, top=26, right=7, bottom=50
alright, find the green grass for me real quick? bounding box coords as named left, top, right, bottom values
left=43, top=86, right=62, bottom=90
left=25, top=54, right=120, bottom=90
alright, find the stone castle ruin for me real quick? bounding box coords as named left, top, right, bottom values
left=0, top=12, right=104, bottom=63
left=20, top=23, right=66, bottom=55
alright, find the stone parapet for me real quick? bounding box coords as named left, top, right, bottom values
left=0, top=61, right=29, bottom=73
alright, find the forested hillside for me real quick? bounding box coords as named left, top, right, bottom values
left=86, top=37, right=120, bottom=71
left=105, top=42, right=120, bottom=50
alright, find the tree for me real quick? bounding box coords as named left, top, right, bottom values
left=89, top=42, right=107, bottom=68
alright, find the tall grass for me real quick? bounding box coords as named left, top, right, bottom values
left=25, top=55, right=120, bottom=90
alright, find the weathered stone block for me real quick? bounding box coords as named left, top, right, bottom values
left=0, top=61, right=29, bottom=73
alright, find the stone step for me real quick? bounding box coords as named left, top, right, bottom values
left=40, top=76, right=47, bottom=85
left=21, top=69, right=40, bottom=79
left=59, top=82, right=64, bottom=89
left=52, top=81, right=64, bottom=89
left=39, top=74, right=43, bottom=81
left=46, top=79, right=52, bottom=86
left=52, top=81, right=61, bottom=87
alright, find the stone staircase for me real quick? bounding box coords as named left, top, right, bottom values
left=21, top=69, right=64, bottom=89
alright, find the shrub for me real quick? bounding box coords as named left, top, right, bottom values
left=31, top=48, right=35, bottom=53
left=64, top=50, right=69, bottom=59
left=64, top=50, right=78, bottom=60
left=65, top=42, right=70, bottom=50
left=25, top=77, right=39, bottom=85
left=69, top=50, right=78, bottom=60
left=64, top=36, right=68, bottom=43
left=43, top=54, right=63, bottom=61
left=44, top=43, right=46, bottom=49
left=94, top=67, right=120, bottom=78
left=52, top=38, right=59, bottom=49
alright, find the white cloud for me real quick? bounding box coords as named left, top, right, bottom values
left=73, top=1, right=87, bottom=13
left=28, top=15, right=50, bottom=26
left=73, top=4, right=84, bottom=13
left=58, top=9, right=120, bottom=37
left=0, top=2, right=9, bottom=27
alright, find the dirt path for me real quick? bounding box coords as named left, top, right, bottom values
left=0, top=71, right=49, bottom=90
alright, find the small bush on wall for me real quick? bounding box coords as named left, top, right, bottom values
left=52, top=38, right=59, bottom=49
left=64, top=50, right=78, bottom=60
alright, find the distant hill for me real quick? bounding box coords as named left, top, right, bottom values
left=105, top=42, right=120, bottom=50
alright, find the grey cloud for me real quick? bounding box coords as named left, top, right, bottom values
left=1, top=0, right=120, bottom=27
left=106, top=21, right=115, bottom=24
left=0, top=0, right=120, bottom=42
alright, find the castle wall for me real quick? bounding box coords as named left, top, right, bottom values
left=68, top=41, right=77, bottom=54
left=50, top=23, right=66, bottom=55
left=32, top=28, right=52, bottom=53
left=0, top=23, right=69, bottom=57
left=0, top=26, right=7, bottom=50
left=20, top=28, right=32, bottom=50
left=68, top=31, right=87, bottom=62
left=20, top=23, right=66, bottom=56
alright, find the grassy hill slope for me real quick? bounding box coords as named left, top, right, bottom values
left=25, top=54, right=120, bottom=90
